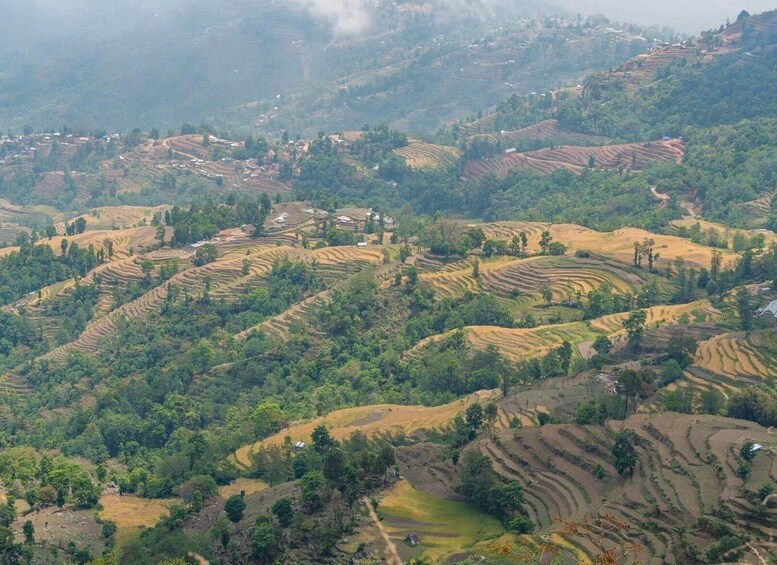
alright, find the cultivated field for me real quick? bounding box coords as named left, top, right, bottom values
left=589, top=300, right=721, bottom=334
left=467, top=119, right=608, bottom=146
left=394, top=142, right=461, bottom=169
left=478, top=222, right=738, bottom=269
left=98, top=494, right=175, bottom=533
left=378, top=480, right=505, bottom=563
left=420, top=255, right=643, bottom=301
left=232, top=391, right=497, bottom=469
left=473, top=413, right=777, bottom=563
left=692, top=330, right=777, bottom=382
left=56, top=205, right=169, bottom=232
left=0, top=225, right=161, bottom=260
left=463, top=139, right=684, bottom=179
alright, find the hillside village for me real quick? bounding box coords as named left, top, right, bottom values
left=0, top=6, right=776, bottom=565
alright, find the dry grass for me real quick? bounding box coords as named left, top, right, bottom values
left=218, top=478, right=268, bottom=499
left=98, top=494, right=175, bottom=531
left=232, top=391, right=496, bottom=469
left=478, top=222, right=738, bottom=269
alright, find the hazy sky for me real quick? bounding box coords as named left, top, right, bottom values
left=551, top=0, right=777, bottom=33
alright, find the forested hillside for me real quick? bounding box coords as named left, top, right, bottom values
left=0, top=7, right=776, bottom=565
left=0, top=0, right=670, bottom=137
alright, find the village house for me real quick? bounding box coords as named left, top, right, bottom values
left=758, top=299, right=777, bottom=326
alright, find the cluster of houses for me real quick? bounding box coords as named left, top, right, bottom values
left=334, top=208, right=395, bottom=230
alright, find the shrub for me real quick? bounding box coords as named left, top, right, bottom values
left=509, top=516, right=534, bottom=533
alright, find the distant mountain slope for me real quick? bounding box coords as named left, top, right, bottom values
left=476, top=10, right=777, bottom=141
left=0, top=0, right=665, bottom=136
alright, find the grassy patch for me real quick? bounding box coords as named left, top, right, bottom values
left=379, top=480, right=505, bottom=562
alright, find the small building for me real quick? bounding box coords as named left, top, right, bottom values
left=758, top=299, right=777, bottom=325
left=294, top=441, right=306, bottom=450
left=357, top=242, right=368, bottom=247
left=337, top=215, right=353, bottom=225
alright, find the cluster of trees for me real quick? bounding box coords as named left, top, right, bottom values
left=0, top=448, right=101, bottom=511
left=0, top=238, right=105, bottom=305
left=166, top=197, right=271, bottom=246
left=248, top=427, right=396, bottom=560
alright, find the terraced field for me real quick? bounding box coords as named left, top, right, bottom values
left=56, top=205, right=169, bottom=232
left=234, top=289, right=332, bottom=343
left=0, top=226, right=160, bottom=260
left=693, top=331, right=777, bottom=381
left=466, top=323, right=595, bottom=362
left=478, top=222, right=737, bottom=269
left=610, top=45, right=697, bottom=90
left=16, top=243, right=388, bottom=371
left=589, top=300, right=721, bottom=334
left=455, top=114, right=497, bottom=136
left=409, top=299, right=720, bottom=364
left=28, top=245, right=300, bottom=367
left=463, top=139, right=684, bottom=180
left=467, top=119, right=608, bottom=146
left=394, top=142, right=461, bottom=169
left=231, top=391, right=496, bottom=469
left=420, top=255, right=642, bottom=302
left=474, top=413, right=777, bottom=563
left=671, top=216, right=777, bottom=248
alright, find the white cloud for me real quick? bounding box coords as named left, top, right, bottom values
left=289, top=0, right=374, bottom=36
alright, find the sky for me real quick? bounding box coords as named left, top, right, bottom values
left=0, top=0, right=774, bottom=46
left=549, top=0, right=777, bottom=33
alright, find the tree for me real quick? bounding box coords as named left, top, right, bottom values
left=194, top=244, right=218, bottom=267
left=612, top=429, right=639, bottom=476
left=539, top=231, right=552, bottom=254
left=592, top=335, right=612, bottom=356
left=667, top=333, right=698, bottom=368
left=633, top=240, right=643, bottom=268
left=211, top=518, right=230, bottom=549
left=399, top=243, right=412, bottom=263
left=272, top=497, right=294, bottom=527
left=539, top=282, right=553, bottom=306
left=547, top=241, right=566, bottom=256
left=311, top=425, right=334, bottom=454
left=224, top=493, right=246, bottom=523
left=299, top=471, right=326, bottom=512
left=459, top=452, right=496, bottom=509
left=140, top=258, right=155, bottom=278
left=22, top=520, right=34, bottom=544
left=465, top=402, right=484, bottom=430
left=483, top=403, right=498, bottom=435
left=155, top=225, right=166, bottom=247
left=736, top=287, right=754, bottom=334
left=252, top=516, right=281, bottom=561
left=472, top=259, right=480, bottom=279
left=624, top=309, right=647, bottom=350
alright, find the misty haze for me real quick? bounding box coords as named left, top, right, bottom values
left=0, top=1, right=776, bottom=564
